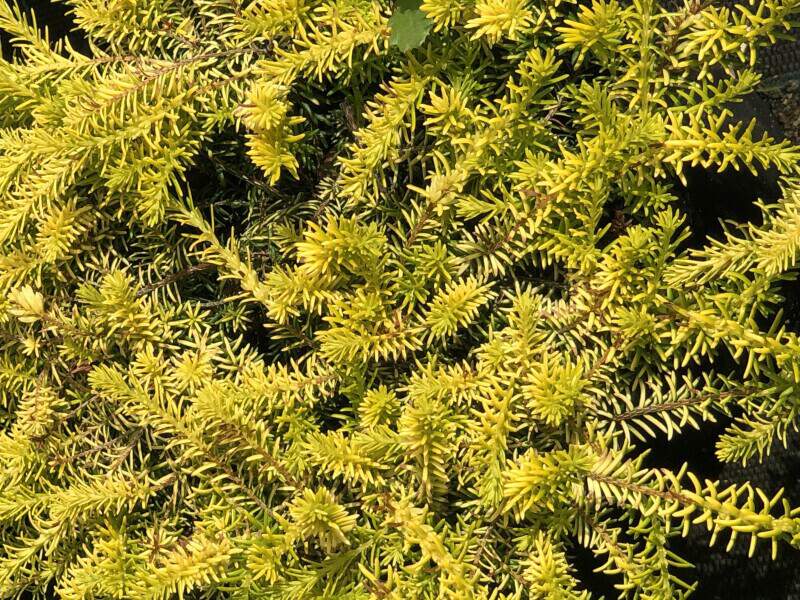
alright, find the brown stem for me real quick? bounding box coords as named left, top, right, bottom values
left=136, top=262, right=216, bottom=297
left=604, top=386, right=757, bottom=423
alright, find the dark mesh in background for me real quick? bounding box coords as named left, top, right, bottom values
left=659, top=425, right=800, bottom=600
left=657, top=4, right=800, bottom=594
left=689, top=439, right=800, bottom=599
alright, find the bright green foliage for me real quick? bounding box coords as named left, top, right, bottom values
left=3, top=0, right=800, bottom=598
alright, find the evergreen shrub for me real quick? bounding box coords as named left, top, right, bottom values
left=2, top=0, right=800, bottom=597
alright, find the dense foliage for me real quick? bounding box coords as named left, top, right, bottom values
left=3, top=0, right=800, bottom=597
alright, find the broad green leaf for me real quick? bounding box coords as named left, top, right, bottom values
left=397, top=0, right=423, bottom=11
left=389, top=6, right=432, bottom=52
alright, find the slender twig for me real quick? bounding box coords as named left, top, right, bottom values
left=136, top=262, right=216, bottom=297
